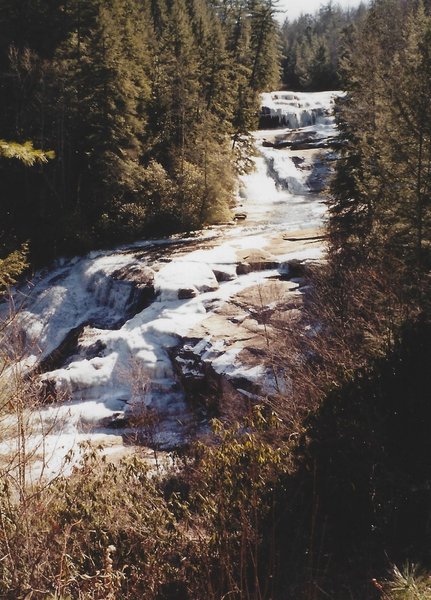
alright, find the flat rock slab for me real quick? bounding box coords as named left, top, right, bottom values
left=236, top=248, right=280, bottom=274
left=184, top=278, right=303, bottom=380
left=262, top=227, right=326, bottom=259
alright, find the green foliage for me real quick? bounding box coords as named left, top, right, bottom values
left=0, top=0, right=280, bottom=262
left=329, top=0, right=431, bottom=315
left=0, top=139, right=49, bottom=289
left=0, top=245, right=29, bottom=292
left=0, top=140, right=55, bottom=166
left=280, top=3, right=366, bottom=90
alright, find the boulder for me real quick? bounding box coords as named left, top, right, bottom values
left=213, top=268, right=236, bottom=282
left=178, top=287, right=198, bottom=300
left=236, top=249, right=279, bottom=275
left=112, top=265, right=155, bottom=286
left=110, top=265, right=156, bottom=315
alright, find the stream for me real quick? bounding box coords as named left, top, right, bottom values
left=0, top=91, right=340, bottom=478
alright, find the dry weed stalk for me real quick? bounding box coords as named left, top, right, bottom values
left=120, top=357, right=164, bottom=470
left=250, top=260, right=413, bottom=435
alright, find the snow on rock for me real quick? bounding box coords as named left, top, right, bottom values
left=259, top=90, right=341, bottom=130
left=0, top=91, right=340, bottom=478
left=155, top=260, right=219, bottom=301
left=236, top=248, right=280, bottom=274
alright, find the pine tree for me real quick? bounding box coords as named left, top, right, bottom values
left=52, top=0, right=151, bottom=242
left=0, top=0, right=282, bottom=258
left=329, top=0, right=431, bottom=319
left=248, top=0, right=280, bottom=91
left=280, top=3, right=365, bottom=91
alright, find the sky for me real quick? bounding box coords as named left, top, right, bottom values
left=276, top=0, right=367, bottom=22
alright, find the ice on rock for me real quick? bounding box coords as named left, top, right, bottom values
left=0, top=90, right=339, bottom=478
left=155, top=260, right=219, bottom=300
left=239, top=152, right=326, bottom=229
left=47, top=353, right=119, bottom=394
left=260, top=90, right=341, bottom=130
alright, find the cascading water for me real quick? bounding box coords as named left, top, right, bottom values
left=259, top=90, right=337, bottom=129
left=0, top=91, right=341, bottom=478
left=239, top=90, right=340, bottom=228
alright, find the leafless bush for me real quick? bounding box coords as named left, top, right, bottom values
left=256, top=258, right=413, bottom=433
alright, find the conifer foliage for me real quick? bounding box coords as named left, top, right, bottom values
left=329, top=0, right=431, bottom=311
left=0, top=0, right=280, bottom=262
left=280, top=3, right=366, bottom=91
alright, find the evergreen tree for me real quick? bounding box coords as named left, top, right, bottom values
left=329, top=0, right=431, bottom=321
left=280, top=3, right=366, bottom=91
left=0, top=0, right=281, bottom=260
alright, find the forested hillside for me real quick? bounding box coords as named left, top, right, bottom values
left=280, top=2, right=367, bottom=90
left=0, top=0, right=279, bottom=263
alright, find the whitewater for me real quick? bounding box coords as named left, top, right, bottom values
left=0, top=91, right=340, bottom=479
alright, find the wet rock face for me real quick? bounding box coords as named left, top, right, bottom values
left=272, top=130, right=324, bottom=149
left=172, top=276, right=306, bottom=418
left=171, top=338, right=260, bottom=419
left=236, top=249, right=280, bottom=275
left=170, top=339, right=219, bottom=416
left=38, top=322, right=88, bottom=374
left=110, top=265, right=156, bottom=318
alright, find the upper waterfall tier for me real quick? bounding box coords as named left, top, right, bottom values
left=259, top=90, right=342, bottom=129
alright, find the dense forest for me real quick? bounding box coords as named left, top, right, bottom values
left=2, top=0, right=431, bottom=599
left=280, top=2, right=367, bottom=90
left=0, top=0, right=280, bottom=264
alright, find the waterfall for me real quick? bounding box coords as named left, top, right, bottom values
left=0, top=91, right=341, bottom=478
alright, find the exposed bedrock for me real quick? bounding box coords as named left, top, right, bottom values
left=87, top=264, right=156, bottom=327
left=34, top=264, right=156, bottom=377
left=262, top=129, right=341, bottom=151
left=172, top=276, right=306, bottom=419
left=0, top=90, right=340, bottom=478
left=170, top=339, right=249, bottom=418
